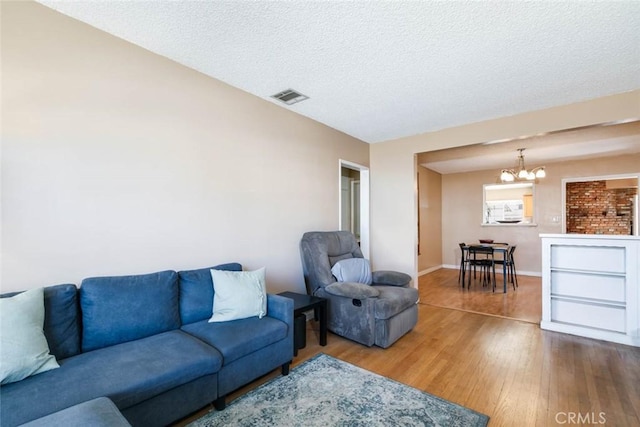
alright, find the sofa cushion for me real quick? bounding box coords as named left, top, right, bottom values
left=178, top=263, right=242, bottom=325
left=182, top=316, right=287, bottom=365
left=0, top=288, right=59, bottom=385
left=1, top=284, right=80, bottom=360
left=19, top=397, right=131, bottom=427
left=43, top=284, right=81, bottom=359
left=0, top=330, right=222, bottom=427
left=80, top=270, right=180, bottom=352
left=209, top=267, right=267, bottom=322
left=373, top=285, right=419, bottom=320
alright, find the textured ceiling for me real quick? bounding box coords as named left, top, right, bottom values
left=36, top=1, right=640, bottom=145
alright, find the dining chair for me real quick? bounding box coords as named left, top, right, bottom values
left=466, top=245, right=496, bottom=290
left=491, top=242, right=508, bottom=267
left=458, top=243, right=469, bottom=287
left=495, top=245, right=518, bottom=290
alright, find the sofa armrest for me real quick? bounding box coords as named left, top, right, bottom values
left=266, top=294, right=294, bottom=327
left=266, top=294, right=294, bottom=363
left=372, top=271, right=412, bottom=287
left=325, top=282, right=380, bottom=299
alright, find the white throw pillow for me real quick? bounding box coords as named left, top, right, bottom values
left=331, top=258, right=373, bottom=285
left=209, top=267, right=267, bottom=322
left=0, top=287, right=59, bottom=385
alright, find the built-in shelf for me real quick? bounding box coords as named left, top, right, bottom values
left=540, top=234, right=640, bottom=347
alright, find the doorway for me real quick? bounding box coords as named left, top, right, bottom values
left=339, top=160, right=370, bottom=259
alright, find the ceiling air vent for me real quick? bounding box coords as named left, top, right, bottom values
left=271, top=89, right=309, bottom=105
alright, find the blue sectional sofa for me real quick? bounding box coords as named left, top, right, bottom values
left=0, top=263, right=294, bottom=427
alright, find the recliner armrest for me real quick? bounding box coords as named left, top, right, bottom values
left=325, top=282, right=380, bottom=299
left=372, top=271, right=412, bottom=287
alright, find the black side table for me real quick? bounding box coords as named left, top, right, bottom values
left=278, top=291, right=327, bottom=356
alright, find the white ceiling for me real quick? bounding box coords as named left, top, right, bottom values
left=37, top=1, right=640, bottom=145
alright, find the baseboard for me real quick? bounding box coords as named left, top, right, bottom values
left=441, top=264, right=542, bottom=277
left=418, top=265, right=443, bottom=276
left=514, top=270, right=542, bottom=277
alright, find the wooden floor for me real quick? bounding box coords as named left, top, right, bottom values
left=177, top=269, right=640, bottom=427
left=419, top=267, right=542, bottom=324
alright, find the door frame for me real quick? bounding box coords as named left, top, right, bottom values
left=339, top=160, right=370, bottom=259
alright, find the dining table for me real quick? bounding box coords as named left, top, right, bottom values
left=463, top=243, right=511, bottom=293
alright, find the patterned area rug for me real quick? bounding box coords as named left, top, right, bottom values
left=189, top=353, right=489, bottom=427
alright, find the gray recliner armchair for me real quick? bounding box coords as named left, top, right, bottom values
left=300, top=231, right=418, bottom=348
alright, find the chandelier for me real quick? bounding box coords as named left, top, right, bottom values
left=500, top=148, right=546, bottom=182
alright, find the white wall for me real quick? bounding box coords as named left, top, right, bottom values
left=370, top=91, right=640, bottom=283
left=0, top=2, right=369, bottom=292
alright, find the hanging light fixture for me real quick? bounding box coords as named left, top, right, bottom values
left=500, top=148, right=546, bottom=182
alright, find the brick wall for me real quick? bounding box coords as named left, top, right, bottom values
left=566, top=181, right=637, bottom=234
